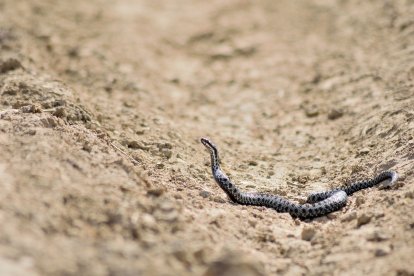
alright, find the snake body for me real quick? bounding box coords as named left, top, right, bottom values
left=201, top=137, right=398, bottom=219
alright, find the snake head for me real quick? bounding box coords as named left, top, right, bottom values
left=200, top=137, right=217, bottom=153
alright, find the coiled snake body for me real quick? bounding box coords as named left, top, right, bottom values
left=201, top=138, right=398, bottom=219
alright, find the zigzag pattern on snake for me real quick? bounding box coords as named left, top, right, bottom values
left=201, top=137, right=398, bottom=219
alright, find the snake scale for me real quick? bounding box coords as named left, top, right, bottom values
left=201, top=137, right=398, bottom=219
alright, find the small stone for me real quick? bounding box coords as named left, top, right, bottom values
left=199, top=190, right=211, bottom=198
left=53, top=107, right=66, bottom=118
left=52, top=99, right=66, bottom=107
left=248, top=219, right=257, bottom=228
left=173, top=193, right=182, bottom=199
left=153, top=200, right=179, bottom=223
left=161, top=149, right=172, bottom=159
left=396, top=268, right=414, bottom=276
left=405, top=190, right=414, bottom=199
left=124, top=139, right=149, bottom=150
left=359, top=148, right=370, bottom=155
left=0, top=58, right=22, bottom=73
left=40, top=117, right=58, bottom=128
left=374, top=210, right=385, bottom=219
left=154, top=209, right=178, bottom=223
left=155, top=163, right=164, bottom=169
left=213, top=196, right=226, bottom=203
left=248, top=160, right=258, bottom=166
left=24, top=129, right=37, bottom=136
left=374, top=247, right=390, bottom=257
left=194, top=247, right=210, bottom=264
left=297, top=175, right=309, bottom=184
left=351, top=164, right=364, bottom=174
left=193, top=202, right=203, bottom=209
left=67, top=47, right=79, bottom=58
left=357, top=213, right=372, bottom=227
left=157, top=142, right=173, bottom=150
left=20, top=104, right=42, bottom=113
left=367, top=231, right=389, bottom=242
left=385, top=195, right=395, bottom=205
left=327, top=108, right=344, bottom=120
left=301, top=226, right=316, bottom=241
left=273, top=189, right=287, bottom=196
left=341, top=211, right=357, bottom=222
left=204, top=251, right=264, bottom=276
left=304, top=106, right=319, bottom=117
left=209, top=209, right=226, bottom=226
left=0, top=28, right=14, bottom=43
left=141, top=213, right=157, bottom=229
left=82, top=142, right=92, bottom=152
left=159, top=200, right=175, bottom=212
left=327, top=213, right=337, bottom=219
left=355, top=196, right=365, bottom=207
left=147, top=188, right=165, bottom=197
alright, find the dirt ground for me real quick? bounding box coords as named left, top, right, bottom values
left=0, top=0, right=413, bottom=275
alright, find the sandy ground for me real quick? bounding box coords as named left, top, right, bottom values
left=0, top=0, right=414, bottom=275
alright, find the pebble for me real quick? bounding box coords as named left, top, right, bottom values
left=213, top=196, right=226, bottom=203
left=156, top=142, right=173, bottom=150
left=327, top=213, right=337, bottom=219
left=355, top=196, right=365, bottom=207
left=351, top=164, right=364, bottom=174
left=385, top=196, right=395, bottom=205
left=199, top=190, right=211, bottom=198
left=327, top=108, right=344, bottom=120
left=82, top=142, right=92, bottom=152
left=366, top=231, right=389, bottom=242
left=304, top=106, right=319, bottom=117
left=209, top=209, right=226, bottom=227
left=297, top=175, right=309, bottom=184
left=53, top=107, right=66, bottom=118
left=357, top=213, right=372, bottom=227
left=20, top=104, right=42, bottom=113
left=174, top=194, right=183, bottom=199
left=141, top=213, right=157, bottom=229
left=155, top=163, right=164, bottom=169
left=404, top=190, right=414, bottom=199
left=125, top=140, right=149, bottom=150
left=248, top=219, right=257, bottom=228
left=374, top=247, right=390, bottom=257
left=341, top=211, right=357, bottom=222
left=301, top=226, right=316, bottom=241
left=147, top=188, right=165, bottom=197
left=374, top=210, right=385, bottom=219
left=273, top=189, right=287, bottom=196
left=358, top=148, right=370, bottom=155
left=0, top=58, right=22, bottom=73
left=248, top=160, right=258, bottom=166
left=161, top=149, right=172, bottom=159
left=153, top=208, right=178, bottom=223
left=40, top=117, right=58, bottom=128
left=159, top=200, right=175, bottom=212
left=24, top=129, right=36, bottom=136
left=203, top=252, right=264, bottom=276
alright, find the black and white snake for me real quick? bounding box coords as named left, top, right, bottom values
left=201, top=137, right=398, bottom=219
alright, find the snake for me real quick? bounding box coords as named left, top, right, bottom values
left=200, top=137, right=398, bottom=219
